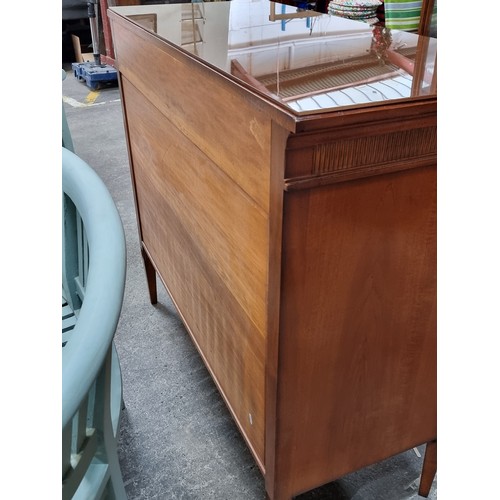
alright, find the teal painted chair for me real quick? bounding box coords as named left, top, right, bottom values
left=62, top=89, right=127, bottom=498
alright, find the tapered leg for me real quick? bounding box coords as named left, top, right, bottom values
left=265, top=482, right=294, bottom=500
left=141, top=247, right=157, bottom=304
left=418, top=440, right=437, bottom=497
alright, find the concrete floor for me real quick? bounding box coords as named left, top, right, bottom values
left=62, top=66, right=437, bottom=500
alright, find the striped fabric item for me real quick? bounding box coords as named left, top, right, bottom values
left=384, top=0, right=422, bottom=31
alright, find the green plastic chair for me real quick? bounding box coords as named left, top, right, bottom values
left=62, top=143, right=127, bottom=499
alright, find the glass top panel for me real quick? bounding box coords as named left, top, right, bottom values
left=110, top=0, right=437, bottom=114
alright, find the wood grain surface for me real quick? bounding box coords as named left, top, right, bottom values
left=272, top=165, right=436, bottom=497
left=110, top=8, right=437, bottom=499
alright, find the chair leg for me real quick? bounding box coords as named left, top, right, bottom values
left=141, top=247, right=157, bottom=304
left=103, top=349, right=127, bottom=500
left=418, top=439, right=437, bottom=497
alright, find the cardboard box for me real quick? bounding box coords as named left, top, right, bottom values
left=72, top=34, right=93, bottom=63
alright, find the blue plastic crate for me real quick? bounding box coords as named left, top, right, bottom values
left=72, top=62, right=118, bottom=90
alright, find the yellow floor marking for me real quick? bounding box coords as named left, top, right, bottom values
left=85, top=90, right=100, bottom=104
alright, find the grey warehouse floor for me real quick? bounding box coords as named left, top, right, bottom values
left=62, top=66, right=437, bottom=500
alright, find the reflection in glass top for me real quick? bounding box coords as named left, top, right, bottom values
left=111, top=0, right=437, bottom=114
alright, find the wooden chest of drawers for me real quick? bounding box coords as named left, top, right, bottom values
left=108, top=3, right=437, bottom=497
